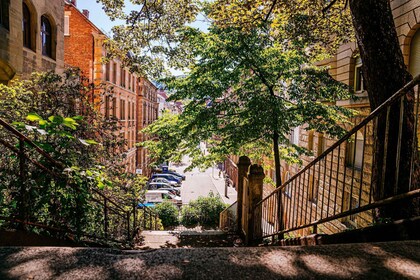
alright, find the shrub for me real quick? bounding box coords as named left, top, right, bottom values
left=180, top=192, right=227, bottom=228
left=180, top=205, right=200, bottom=227
left=155, top=201, right=179, bottom=228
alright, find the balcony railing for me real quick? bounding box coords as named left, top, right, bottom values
left=0, top=118, right=158, bottom=245
left=252, top=75, right=420, bottom=241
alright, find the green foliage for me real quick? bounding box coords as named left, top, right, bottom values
left=180, top=192, right=227, bottom=227
left=0, top=69, right=145, bottom=241
left=143, top=22, right=356, bottom=177
left=155, top=201, right=179, bottom=228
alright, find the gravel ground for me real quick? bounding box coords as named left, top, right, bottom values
left=0, top=241, right=419, bottom=280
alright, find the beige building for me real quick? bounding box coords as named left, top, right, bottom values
left=0, top=0, right=65, bottom=84
left=267, top=0, right=420, bottom=235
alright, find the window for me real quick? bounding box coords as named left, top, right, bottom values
left=308, top=130, right=314, bottom=151
left=283, top=171, right=292, bottom=197
left=128, top=74, right=131, bottom=90
left=409, top=29, right=420, bottom=77
left=105, top=63, right=110, bottom=81
left=64, top=15, right=70, bottom=36
left=132, top=103, right=135, bottom=121
left=308, top=174, right=319, bottom=204
left=317, top=133, right=326, bottom=156
left=112, top=97, right=117, bottom=117
left=0, top=0, right=9, bottom=30
left=120, top=99, right=126, bottom=120
left=105, top=95, right=110, bottom=119
left=354, top=57, right=365, bottom=92
left=346, top=132, right=364, bottom=169
left=41, top=16, right=53, bottom=58
left=22, top=3, right=32, bottom=49
left=120, top=67, right=125, bottom=87
left=112, top=63, right=117, bottom=84
left=288, top=127, right=300, bottom=145
left=128, top=101, right=131, bottom=120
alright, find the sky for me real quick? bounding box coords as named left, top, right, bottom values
left=77, top=0, right=209, bottom=35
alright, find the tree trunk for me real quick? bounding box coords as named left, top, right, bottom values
left=273, top=131, right=282, bottom=187
left=273, top=130, right=285, bottom=235
left=349, top=0, right=419, bottom=220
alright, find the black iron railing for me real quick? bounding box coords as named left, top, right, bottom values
left=252, top=75, right=420, bottom=240
left=0, top=118, right=158, bottom=245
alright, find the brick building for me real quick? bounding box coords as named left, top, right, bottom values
left=272, top=0, right=420, bottom=235
left=64, top=1, right=158, bottom=174
left=0, top=0, right=65, bottom=84
left=136, top=78, right=159, bottom=176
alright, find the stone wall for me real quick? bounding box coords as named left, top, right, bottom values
left=0, top=0, right=64, bottom=83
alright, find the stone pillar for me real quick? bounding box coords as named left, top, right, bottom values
left=246, top=164, right=265, bottom=245
left=237, top=156, right=251, bottom=234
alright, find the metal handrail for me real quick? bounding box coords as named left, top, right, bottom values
left=0, top=117, right=137, bottom=244
left=256, top=74, right=420, bottom=206
left=252, top=74, right=420, bottom=240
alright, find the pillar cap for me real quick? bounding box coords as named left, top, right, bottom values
left=238, top=156, right=251, bottom=167
left=249, top=164, right=265, bottom=178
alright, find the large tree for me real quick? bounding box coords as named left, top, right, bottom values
left=348, top=0, right=419, bottom=219
left=208, top=0, right=419, bottom=219
left=144, top=23, right=354, bottom=187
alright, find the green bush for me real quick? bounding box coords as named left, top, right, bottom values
left=155, top=201, right=179, bottom=228
left=180, top=205, right=200, bottom=227
left=180, top=192, right=227, bottom=228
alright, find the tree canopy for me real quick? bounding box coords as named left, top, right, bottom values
left=143, top=22, right=354, bottom=185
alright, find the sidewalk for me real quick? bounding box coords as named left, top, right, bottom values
left=210, top=169, right=237, bottom=205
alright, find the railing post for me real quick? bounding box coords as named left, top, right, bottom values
left=18, top=138, right=27, bottom=228
left=104, top=197, right=108, bottom=239
left=246, top=164, right=264, bottom=245
left=237, top=156, right=251, bottom=234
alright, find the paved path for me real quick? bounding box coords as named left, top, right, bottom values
left=0, top=241, right=419, bottom=279
left=171, top=157, right=237, bottom=205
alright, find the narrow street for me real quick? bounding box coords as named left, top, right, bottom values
left=170, top=157, right=237, bottom=205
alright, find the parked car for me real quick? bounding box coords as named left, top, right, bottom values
left=147, top=182, right=172, bottom=190
left=160, top=166, right=186, bottom=181
left=149, top=177, right=180, bottom=187
left=159, top=187, right=181, bottom=196
left=144, top=190, right=182, bottom=207
left=147, top=182, right=181, bottom=195
left=151, top=173, right=182, bottom=184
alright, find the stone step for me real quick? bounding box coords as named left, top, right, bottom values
left=136, top=230, right=239, bottom=249
left=0, top=241, right=418, bottom=279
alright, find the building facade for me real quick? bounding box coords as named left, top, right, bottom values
left=136, top=78, right=158, bottom=176
left=64, top=1, right=158, bottom=174
left=273, top=0, right=420, bottom=235
left=0, top=0, right=65, bottom=84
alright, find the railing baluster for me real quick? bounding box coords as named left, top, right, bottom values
left=327, top=150, right=334, bottom=219
left=369, top=117, right=378, bottom=204
left=381, top=106, right=391, bottom=197
left=409, top=86, right=419, bottom=190
left=394, top=96, right=405, bottom=193
left=306, top=165, right=312, bottom=225
left=358, top=125, right=367, bottom=207
left=321, top=155, right=328, bottom=220
left=334, top=144, right=341, bottom=215
left=349, top=129, right=358, bottom=212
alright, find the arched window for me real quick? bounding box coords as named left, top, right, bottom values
left=409, top=29, right=420, bottom=77
left=41, top=15, right=52, bottom=57
left=0, top=0, right=9, bottom=30
left=22, top=3, right=31, bottom=49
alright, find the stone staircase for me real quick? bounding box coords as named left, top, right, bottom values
left=135, top=230, right=240, bottom=249
left=0, top=241, right=419, bottom=279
